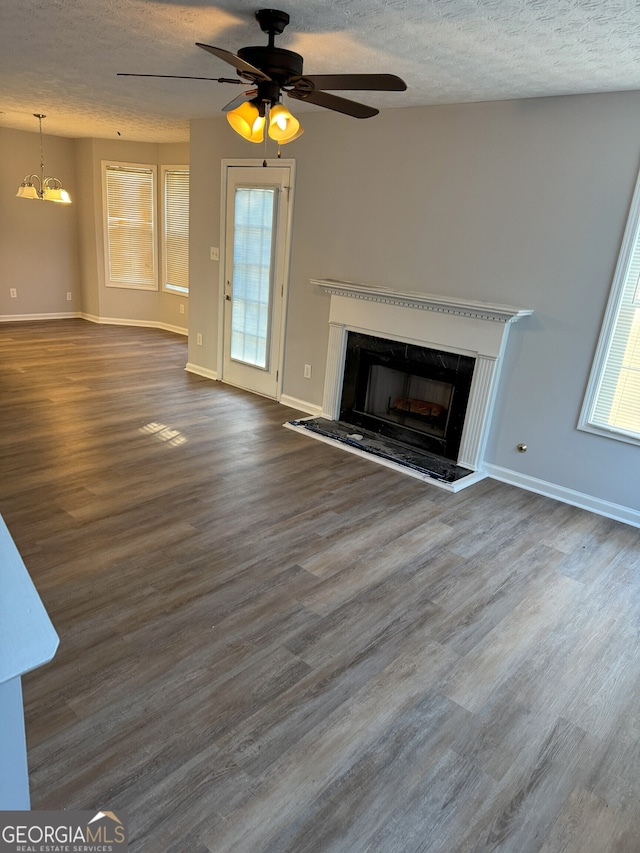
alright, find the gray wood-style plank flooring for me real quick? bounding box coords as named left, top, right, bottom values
left=1, top=319, right=639, bottom=853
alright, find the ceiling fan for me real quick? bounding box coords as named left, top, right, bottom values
left=118, top=8, right=407, bottom=143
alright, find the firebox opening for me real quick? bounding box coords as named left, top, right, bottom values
left=340, top=333, right=475, bottom=463
left=365, top=365, right=454, bottom=442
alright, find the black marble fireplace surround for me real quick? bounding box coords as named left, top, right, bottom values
left=340, top=332, right=476, bottom=463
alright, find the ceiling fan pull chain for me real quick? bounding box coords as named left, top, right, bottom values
left=263, top=112, right=268, bottom=166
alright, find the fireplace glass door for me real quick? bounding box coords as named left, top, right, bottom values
left=365, top=365, right=454, bottom=441
left=340, top=333, right=475, bottom=462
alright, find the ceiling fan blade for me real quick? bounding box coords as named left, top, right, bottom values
left=222, top=89, right=258, bottom=112
left=195, top=43, right=271, bottom=82
left=290, top=73, right=407, bottom=92
left=117, top=73, right=242, bottom=84
left=288, top=89, right=378, bottom=119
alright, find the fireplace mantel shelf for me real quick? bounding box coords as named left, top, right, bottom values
left=313, top=279, right=533, bottom=325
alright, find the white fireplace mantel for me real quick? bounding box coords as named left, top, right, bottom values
left=314, top=279, right=532, bottom=489
left=313, top=279, right=533, bottom=326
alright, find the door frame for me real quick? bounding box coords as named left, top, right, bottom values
left=217, top=158, right=296, bottom=399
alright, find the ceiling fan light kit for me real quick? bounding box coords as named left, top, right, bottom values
left=119, top=9, right=406, bottom=146
left=226, top=99, right=303, bottom=144
left=16, top=114, right=72, bottom=204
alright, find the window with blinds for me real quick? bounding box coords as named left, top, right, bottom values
left=162, top=167, right=189, bottom=294
left=103, top=163, right=157, bottom=290
left=579, top=167, right=640, bottom=445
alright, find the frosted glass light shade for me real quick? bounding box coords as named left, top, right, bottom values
left=44, top=186, right=72, bottom=204
left=227, top=102, right=265, bottom=143
left=16, top=183, right=40, bottom=199
left=268, top=104, right=302, bottom=143
left=276, top=125, right=304, bottom=144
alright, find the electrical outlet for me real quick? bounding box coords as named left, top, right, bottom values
left=304, top=364, right=312, bottom=379
left=179, top=303, right=185, bottom=314
left=10, top=288, right=17, bottom=298
left=66, top=292, right=72, bottom=301
left=197, top=333, right=203, bottom=346
left=210, top=247, right=219, bottom=261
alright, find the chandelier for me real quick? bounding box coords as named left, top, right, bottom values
left=16, top=114, right=72, bottom=204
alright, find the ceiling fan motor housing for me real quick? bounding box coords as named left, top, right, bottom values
left=237, top=46, right=303, bottom=83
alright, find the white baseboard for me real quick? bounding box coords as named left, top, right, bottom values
left=279, top=395, right=323, bottom=417
left=0, top=312, right=188, bottom=337
left=158, top=322, right=188, bottom=336
left=0, top=312, right=82, bottom=322
left=185, top=362, right=218, bottom=381
left=80, top=313, right=187, bottom=336
left=484, top=463, right=640, bottom=528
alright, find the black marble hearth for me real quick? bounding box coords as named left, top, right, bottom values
left=288, top=417, right=474, bottom=484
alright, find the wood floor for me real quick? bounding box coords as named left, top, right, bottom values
left=2, top=320, right=640, bottom=853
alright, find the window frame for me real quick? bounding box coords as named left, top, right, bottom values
left=578, top=163, right=640, bottom=447
left=161, top=164, right=190, bottom=296
left=102, top=161, right=158, bottom=292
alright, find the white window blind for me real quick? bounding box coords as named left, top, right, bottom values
left=163, top=168, right=189, bottom=293
left=580, top=166, right=640, bottom=444
left=104, top=163, right=157, bottom=290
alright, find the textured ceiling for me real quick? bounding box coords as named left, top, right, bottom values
left=2, top=0, right=640, bottom=143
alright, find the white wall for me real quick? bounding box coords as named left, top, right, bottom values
left=188, top=91, right=640, bottom=514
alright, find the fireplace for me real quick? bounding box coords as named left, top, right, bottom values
left=285, top=279, right=532, bottom=491
left=341, top=333, right=475, bottom=462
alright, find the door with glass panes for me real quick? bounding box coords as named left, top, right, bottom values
left=221, top=164, right=294, bottom=398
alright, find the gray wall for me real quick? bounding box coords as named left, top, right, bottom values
left=3, top=92, right=639, bottom=515
left=0, top=127, right=80, bottom=316
left=77, top=137, right=190, bottom=331
left=1, top=128, right=189, bottom=332
left=188, top=91, right=640, bottom=513
left=186, top=120, right=232, bottom=370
